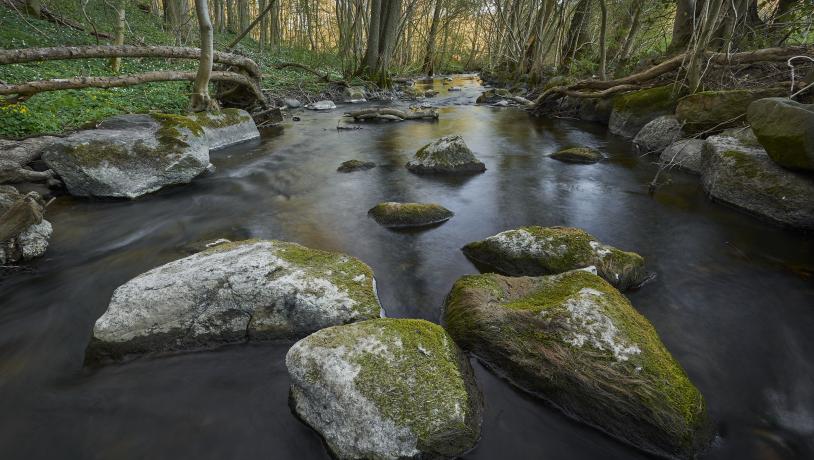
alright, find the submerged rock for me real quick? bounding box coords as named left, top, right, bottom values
left=287, top=318, right=482, bottom=460
left=633, top=115, right=683, bottom=155
left=550, top=147, right=604, bottom=164
left=283, top=98, right=302, bottom=108
left=306, top=100, right=337, bottom=111
left=609, top=85, right=681, bottom=138
left=444, top=270, right=711, bottom=459
left=676, top=88, right=785, bottom=135
left=188, top=108, right=259, bottom=150
left=747, top=98, right=814, bottom=172
left=0, top=185, right=52, bottom=266
left=41, top=114, right=209, bottom=199
left=448, top=86, right=462, bottom=92
left=701, top=134, right=814, bottom=229
left=406, top=135, right=486, bottom=174
left=87, top=240, right=383, bottom=361
left=462, top=226, right=647, bottom=290
left=660, top=139, right=705, bottom=174
left=368, top=202, right=453, bottom=228
left=337, top=159, right=376, bottom=173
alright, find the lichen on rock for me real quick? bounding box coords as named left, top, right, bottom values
left=462, top=226, right=648, bottom=290
left=676, top=88, right=786, bottom=135
left=87, top=240, right=383, bottom=362
left=189, top=108, right=260, bottom=150
left=368, top=202, right=454, bottom=228
left=550, top=147, right=605, bottom=164
left=443, top=270, right=711, bottom=459
left=406, top=135, right=486, bottom=174
left=286, top=318, right=482, bottom=460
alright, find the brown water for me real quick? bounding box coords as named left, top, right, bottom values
left=1, top=76, right=813, bottom=459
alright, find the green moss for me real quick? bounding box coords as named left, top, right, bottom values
left=308, top=319, right=476, bottom=443
left=613, top=84, right=680, bottom=113
left=550, top=147, right=604, bottom=164
left=191, top=108, right=251, bottom=129
left=368, top=202, right=453, bottom=227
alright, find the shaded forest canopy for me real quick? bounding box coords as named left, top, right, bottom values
left=0, top=0, right=813, bottom=137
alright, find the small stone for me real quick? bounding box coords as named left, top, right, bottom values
left=493, top=100, right=509, bottom=107
left=406, top=135, right=486, bottom=174
left=337, top=160, right=376, bottom=173
left=633, top=115, right=683, bottom=155
left=368, top=202, right=454, bottom=228
left=306, top=100, right=337, bottom=111
left=550, top=147, right=604, bottom=164
left=283, top=98, right=302, bottom=108
left=448, top=86, right=462, bottom=92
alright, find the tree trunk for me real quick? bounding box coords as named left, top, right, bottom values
left=225, top=0, right=277, bottom=50
left=422, top=0, right=443, bottom=76
left=561, top=0, right=591, bottom=67
left=109, top=1, right=126, bottom=72
left=669, top=0, right=701, bottom=53
left=363, top=0, right=382, bottom=72
left=226, top=0, right=236, bottom=32
left=190, top=0, right=214, bottom=112
left=598, top=0, right=608, bottom=80
left=25, top=0, right=41, bottom=18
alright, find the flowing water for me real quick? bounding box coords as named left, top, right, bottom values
left=1, top=76, right=813, bottom=459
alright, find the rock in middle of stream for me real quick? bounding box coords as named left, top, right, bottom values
left=368, top=202, right=454, bottom=228
left=87, top=240, right=382, bottom=362
left=444, top=269, right=711, bottom=459
left=406, top=135, right=486, bottom=174
left=462, top=226, right=648, bottom=290
left=287, top=318, right=483, bottom=460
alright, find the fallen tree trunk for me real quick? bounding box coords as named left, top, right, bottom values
left=345, top=107, right=439, bottom=121
left=0, top=192, right=43, bottom=243
left=0, top=45, right=261, bottom=79
left=0, top=71, right=266, bottom=106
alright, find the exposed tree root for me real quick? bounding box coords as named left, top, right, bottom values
left=345, top=107, right=439, bottom=121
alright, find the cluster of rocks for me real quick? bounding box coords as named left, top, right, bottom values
left=0, top=109, right=262, bottom=268
left=0, top=185, right=51, bottom=266
left=476, top=87, right=533, bottom=107
left=81, top=223, right=709, bottom=459
left=550, top=82, right=814, bottom=230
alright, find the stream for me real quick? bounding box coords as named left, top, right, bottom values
left=1, top=76, right=813, bottom=459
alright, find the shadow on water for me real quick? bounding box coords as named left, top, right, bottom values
left=1, top=75, right=813, bottom=459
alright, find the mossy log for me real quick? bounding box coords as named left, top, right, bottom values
left=0, top=45, right=262, bottom=79
left=0, top=71, right=265, bottom=107
left=345, top=107, right=439, bottom=121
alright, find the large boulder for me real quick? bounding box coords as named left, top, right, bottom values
left=87, top=240, right=383, bottom=361
left=188, top=108, right=260, bottom=150
left=406, top=135, right=486, bottom=174
left=747, top=98, right=814, bottom=172
left=368, top=202, right=453, bottom=228
left=0, top=185, right=51, bottom=265
left=444, top=270, right=711, bottom=459
left=42, top=114, right=209, bottom=198
left=660, top=139, right=705, bottom=174
left=676, top=88, right=786, bottom=135
left=701, top=134, right=814, bottom=229
left=633, top=115, right=683, bottom=155
left=287, top=318, right=482, bottom=460
left=550, top=147, right=604, bottom=164
left=462, top=226, right=647, bottom=290
left=609, top=85, right=681, bottom=137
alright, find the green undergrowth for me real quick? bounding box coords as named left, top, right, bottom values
left=0, top=2, right=348, bottom=138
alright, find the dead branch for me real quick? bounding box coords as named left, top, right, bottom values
left=344, top=107, right=439, bottom=121
left=0, top=45, right=262, bottom=79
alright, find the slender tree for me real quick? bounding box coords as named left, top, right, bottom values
left=190, top=0, right=214, bottom=112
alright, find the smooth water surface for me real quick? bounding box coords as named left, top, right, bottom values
left=1, top=77, right=813, bottom=459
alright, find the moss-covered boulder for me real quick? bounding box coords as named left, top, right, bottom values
left=0, top=185, right=52, bottom=266
left=701, top=134, right=814, bottom=229
left=368, top=202, right=454, bottom=228
left=443, top=270, right=711, bottom=459
left=406, top=135, right=486, bottom=174
left=337, top=159, right=376, bottom=173
left=609, top=85, right=681, bottom=138
left=660, top=139, right=705, bottom=174
left=42, top=114, right=209, bottom=198
left=462, top=226, right=647, bottom=290
left=676, top=89, right=786, bottom=135
left=633, top=115, right=684, bottom=155
left=286, top=318, right=482, bottom=460
left=87, top=240, right=383, bottom=362
left=550, top=147, right=604, bottom=164
left=747, top=98, right=814, bottom=172
left=188, top=108, right=259, bottom=150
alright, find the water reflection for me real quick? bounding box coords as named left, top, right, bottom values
left=0, top=76, right=813, bottom=460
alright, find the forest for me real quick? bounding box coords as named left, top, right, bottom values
left=1, top=1, right=814, bottom=460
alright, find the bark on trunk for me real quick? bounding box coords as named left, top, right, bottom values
left=422, top=0, right=443, bottom=76
left=109, top=1, right=126, bottom=72
left=190, top=0, right=214, bottom=112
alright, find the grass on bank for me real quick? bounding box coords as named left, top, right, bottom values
left=0, top=1, right=345, bottom=138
